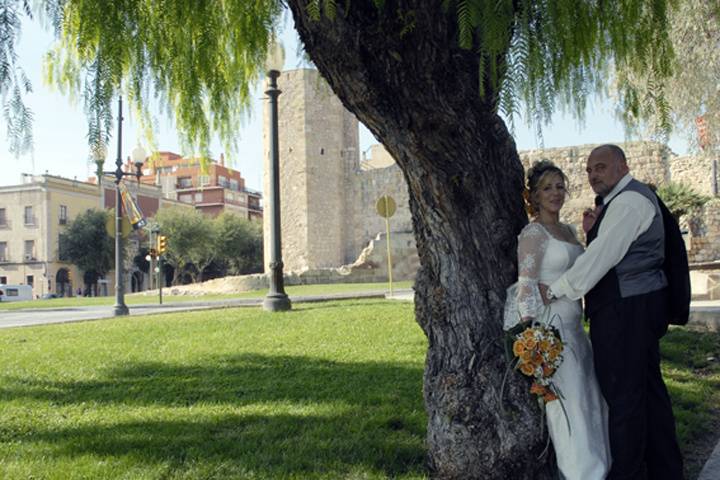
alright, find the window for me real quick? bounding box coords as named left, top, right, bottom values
left=24, top=206, right=34, bottom=225
left=59, top=205, right=68, bottom=225
left=230, top=179, right=239, bottom=191
left=178, top=176, right=193, bottom=188
left=58, top=234, right=69, bottom=261
left=199, top=175, right=210, bottom=186
left=24, top=240, right=35, bottom=260
left=0, top=242, right=6, bottom=262
left=26, top=275, right=33, bottom=287
left=0, top=208, right=6, bottom=226
left=178, top=194, right=193, bottom=203
left=0, top=276, right=6, bottom=284
left=218, top=176, right=228, bottom=187
left=194, top=192, right=203, bottom=202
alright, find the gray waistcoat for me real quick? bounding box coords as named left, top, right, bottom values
left=614, top=180, right=667, bottom=297
left=585, top=179, right=666, bottom=312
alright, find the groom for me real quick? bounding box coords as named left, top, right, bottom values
left=541, top=144, right=684, bottom=480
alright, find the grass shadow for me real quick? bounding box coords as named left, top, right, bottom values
left=0, top=353, right=423, bottom=409
left=0, top=353, right=426, bottom=478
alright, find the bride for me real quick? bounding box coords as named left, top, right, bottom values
left=506, top=160, right=611, bottom=479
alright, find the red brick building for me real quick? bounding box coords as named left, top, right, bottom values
left=140, top=152, right=262, bottom=220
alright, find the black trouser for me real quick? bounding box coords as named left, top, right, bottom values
left=589, top=289, right=684, bottom=480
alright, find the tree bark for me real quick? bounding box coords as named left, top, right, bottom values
left=287, top=1, right=553, bottom=478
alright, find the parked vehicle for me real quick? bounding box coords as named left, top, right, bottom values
left=0, top=284, right=34, bottom=302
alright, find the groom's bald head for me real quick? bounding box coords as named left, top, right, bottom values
left=586, top=144, right=630, bottom=197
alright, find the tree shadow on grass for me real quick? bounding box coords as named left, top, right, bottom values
left=0, top=354, right=427, bottom=478
left=1, top=353, right=423, bottom=409
left=14, top=413, right=426, bottom=478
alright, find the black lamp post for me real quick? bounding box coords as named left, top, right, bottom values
left=263, top=38, right=291, bottom=312
left=96, top=96, right=146, bottom=316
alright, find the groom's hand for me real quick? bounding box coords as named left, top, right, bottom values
left=538, top=284, right=553, bottom=305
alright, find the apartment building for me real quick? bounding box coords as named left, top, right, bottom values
left=0, top=173, right=182, bottom=298
left=0, top=175, right=101, bottom=298
left=141, top=152, right=263, bottom=220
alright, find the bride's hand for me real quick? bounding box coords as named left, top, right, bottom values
left=582, top=207, right=600, bottom=234
left=538, top=284, right=552, bottom=305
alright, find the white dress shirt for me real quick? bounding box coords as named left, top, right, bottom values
left=549, top=174, right=656, bottom=301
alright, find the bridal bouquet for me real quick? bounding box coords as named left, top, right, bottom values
left=507, top=319, right=564, bottom=403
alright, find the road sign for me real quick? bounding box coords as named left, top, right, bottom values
left=376, top=195, right=397, bottom=218
left=375, top=195, right=396, bottom=295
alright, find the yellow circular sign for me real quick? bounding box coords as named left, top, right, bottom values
left=376, top=195, right=397, bottom=218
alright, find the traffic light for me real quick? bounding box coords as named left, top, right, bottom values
left=157, top=235, right=167, bottom=255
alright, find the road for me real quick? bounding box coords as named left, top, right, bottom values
left=0, top=290, right=410, bottom=329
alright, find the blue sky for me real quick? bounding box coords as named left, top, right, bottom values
left=0, top=15, right=687, bottom=192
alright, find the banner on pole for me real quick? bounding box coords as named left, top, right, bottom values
left=119, top=182, right=147, bottom=230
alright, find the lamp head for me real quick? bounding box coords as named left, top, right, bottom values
left=92, top=143, right=108, bottom=164
left=131, top=144, right=147, bottom=169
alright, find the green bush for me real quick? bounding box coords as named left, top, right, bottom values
left=656, top=182, right=710, bottom=220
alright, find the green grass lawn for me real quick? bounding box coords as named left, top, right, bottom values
left=0, top=281, right=414, bottom=311
left=0, top=300, right=717, bottom=479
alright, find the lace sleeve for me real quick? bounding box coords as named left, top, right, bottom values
left=517, top=223, right=549, bottom=320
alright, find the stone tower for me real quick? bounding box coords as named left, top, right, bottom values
left=263, top=69, right=359, bottom=273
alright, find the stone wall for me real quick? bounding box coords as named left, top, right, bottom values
left=688, top=199, right=720, bottom=263
left=267, top=68, right=720, bottom=284
left=348, top=164, right=413, bottom=264
left=670, top=154, right=717, bottom=196
left=519, top=141, right=673, bottom=229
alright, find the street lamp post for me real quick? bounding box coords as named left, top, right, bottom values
left=263, top=38, right=291, bottom=312
left=96, top=96, right=146, bottom=316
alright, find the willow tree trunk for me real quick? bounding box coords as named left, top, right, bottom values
left=287, top=1, right=553, bottom=478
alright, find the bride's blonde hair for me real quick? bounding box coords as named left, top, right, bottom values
left=525, top=160, right=570, bottom=216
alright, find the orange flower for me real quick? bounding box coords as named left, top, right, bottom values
left=523, top=337, right=538, bottom=350
left=512, top=340, right=526, bottom=356
left=520, top=362, right=535, bottom=376
left=539, top=339, right=551, bottom=351
left=521, top=350, right=534, bottom=363
left=543, top=391, right=558, bottom=402
left=542, top=365, right=554, bottom=377
left=530, top=383, right=546, bottom=396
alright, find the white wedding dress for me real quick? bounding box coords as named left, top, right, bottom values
left=507, top=222, right=611, bottom=480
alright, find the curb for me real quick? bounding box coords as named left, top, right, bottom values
left=698, top=437, right=720, bottom=480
